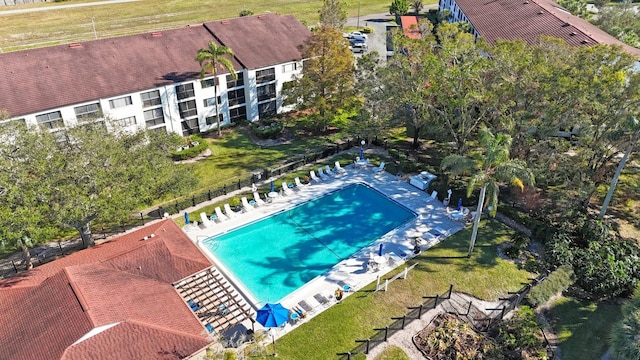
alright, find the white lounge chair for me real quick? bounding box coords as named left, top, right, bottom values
left=224, top=203, right=238, bottom=218
left=334, top=161, right=347, bottom=175
left=294, top=177, right=309, bottom=190
left=253, top=191, right=266, bottom=206
left=282, top=181, right=294, bottom=196
left=426, top=190, right=438, bottom=203
left=325, top=165, right=336, bottom=177
left=317, top=167, right=329, bottom=180
left=241, top=197, right=255, bottom=212
left=310, top=170, right=322, bottom=182
left=200, top=212, right=214, bottom=227
left=215, top=207, right=229, bottom=222
left=374, top=161, right=385, bottom=173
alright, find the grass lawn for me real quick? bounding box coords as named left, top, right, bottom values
left=272, top=219, right=533, bottom=359
left=0, top=0, right=437, bottom=52
left=547, top=296, right=624, bottom=360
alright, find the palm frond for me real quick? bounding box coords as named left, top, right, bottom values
left=441, top=154, right=476, bottom=177
left=466, top=173, right=487, bottom=197
left=495, top=159, right=536, bottom=188
left=486, top=181, right=499, bottom=217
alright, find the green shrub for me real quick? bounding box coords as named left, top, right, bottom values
left=251, top=120, right=283, bottom=139
left=170, top=135, right=208, bottom=161
left=527, top=266, right=574, bottom=307
left=361, top=26, right=374, bottom=34
left=498, top=306, right=546, bottom=353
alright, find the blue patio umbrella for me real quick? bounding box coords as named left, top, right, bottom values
left=270, top=181, right=275, bottom=193
left=360, top=148, right=365, bottom=160
left=378, top=243, right=384, bottom=256
left=256, top=303, right=290, bottom=328
left=457, top=198, right=463, bottom=211
left=184, top=212, right=190, bottom=224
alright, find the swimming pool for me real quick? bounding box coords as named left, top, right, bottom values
left=202, top=183, right=415, bottom=303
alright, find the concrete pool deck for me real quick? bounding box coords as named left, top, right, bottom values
left=183, top=163, right=464, bottom=340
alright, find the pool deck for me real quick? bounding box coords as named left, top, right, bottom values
left=183, top=164, right=464, bottom=340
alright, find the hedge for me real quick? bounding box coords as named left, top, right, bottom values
left=170, top=135, right=208, bottom=161
left=526, top=265, right=574, bottom=307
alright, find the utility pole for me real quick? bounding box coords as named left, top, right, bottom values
left=357, top=0, right=361, bottom=29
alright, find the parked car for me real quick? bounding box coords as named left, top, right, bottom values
left=349, top=38, right=366, bottom=45
left=348, top=31, right=368, bottom=40
left=349, top=43, right=368, bottom=53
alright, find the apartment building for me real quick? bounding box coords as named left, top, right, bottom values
left=438, top=0, right=640, bottom=61
left=0, top=13, right=311, bottom=136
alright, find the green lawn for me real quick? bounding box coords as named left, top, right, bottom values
left=272, top=219, right=533, bottom=359
left=0, top=0, right=437, bottom=52
left=547, top=296, right=624, bottom=360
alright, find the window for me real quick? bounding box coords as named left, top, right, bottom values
left=229, top=106, right=246, bottom=123
left=74, top=103, right=101, bottom=121
left=257, top=84, right=276, bottom=102
left=181, top=118, right=200, bottom=136
left=114, top=116, right=136, bottom=127
left=282, top=63, right=298, bottom=72
left=203, top=96, right=221, bottom=107
left=109, top=96, right=132, bottom=109
left=258, top=100, right=276, bottom=119
left=205, top=114, right=224, bottom=125
left=228, top=89, right=246, bottom=106
left=178, top=100, right=197, bottom=119
left=226, top=73, right=244, bottom=88
left=36, top=111, right=64, bottom=129
left=175, top=83, right=195, bottom=100
left=144, top=108, right=164, bottom=127
left=201, top=78, right=217, bottom=88
left=141, top=90, right=161, bottom=107
left=255, top=68, right=275, bottom=84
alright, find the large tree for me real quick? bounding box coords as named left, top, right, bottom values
left=441, top=128, right=535, bottom=256
left=0, top=123, right=196, bottom=249
left=0, top=121, right=59, bottom=268
left=196, top=41, right=237, bottom=137
left=282, top=26, right=356, bottom=132
left=318, top=0, right=347, bottom=29
left=382, top=28, right=439, bottom=148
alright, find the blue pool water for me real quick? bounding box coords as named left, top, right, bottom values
left=202, top=183, right=415, bottom=303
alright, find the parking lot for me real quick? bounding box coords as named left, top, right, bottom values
left=345, top=13, right=397, bottom=61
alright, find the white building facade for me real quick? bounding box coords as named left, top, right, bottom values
left=0, top=14, right=310, bottom=137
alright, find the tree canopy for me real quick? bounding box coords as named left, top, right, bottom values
left=0, top=123, right=196, bottom=254
left=318, top=0, right=347, bottom=29
left=282, top=26, right=356, bottom=132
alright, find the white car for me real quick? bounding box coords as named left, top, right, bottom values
left=349, top=43, right=368, bottom=53
left=348, top=31, right=368, bottom=40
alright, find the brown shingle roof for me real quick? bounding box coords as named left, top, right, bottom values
left=0, top=14, right=311, bottom=118
left=0, top=26, right=231, bottom=118
left=0, top=219, right=212, bottom=360
left=453, top=0, right=640, bottom=59
left=204, top=13, right=311, bottom=70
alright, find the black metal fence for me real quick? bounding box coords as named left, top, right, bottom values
left=336, top=284, right=454, bottom=360
left=337, top=270, right=553, bottom=359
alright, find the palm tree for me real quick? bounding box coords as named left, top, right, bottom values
left=441, top=128, right=535, bottom=257
left=195, top=41, right=237, bottom=137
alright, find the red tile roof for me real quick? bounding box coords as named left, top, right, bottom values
left=452, top=0, right=640, bottom=59
left=0, top=14, right=311, bottom=118
left=0, top=219, right=212, bottom=360
left=400, top=16, right=422, bottom=39
left=61, top=321, right=208, bottom=360
left=204, top=13, right=311, bottom=70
